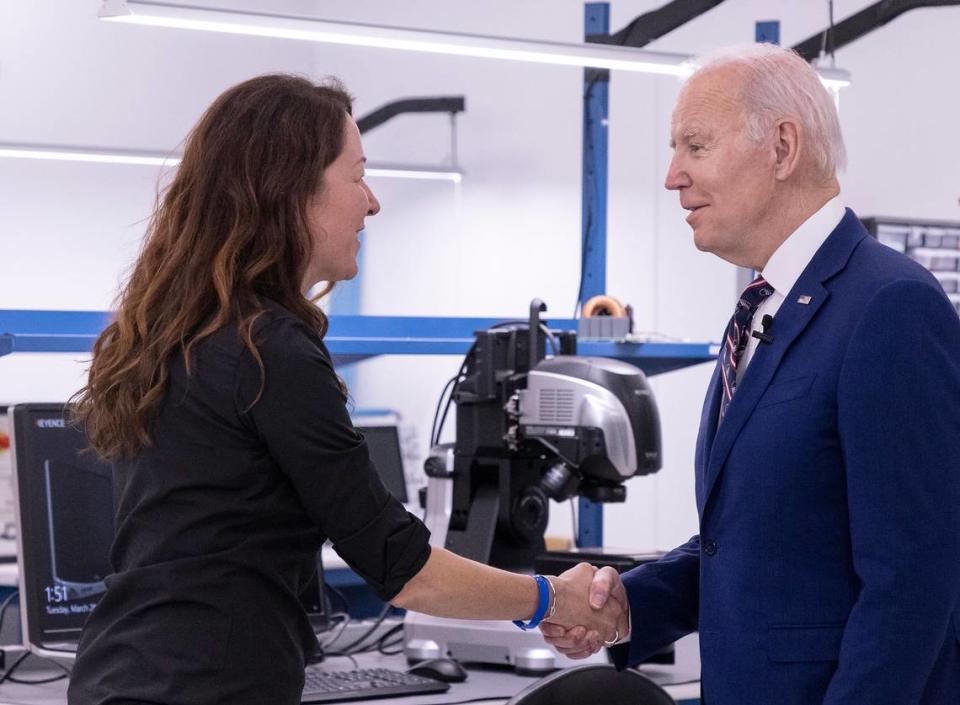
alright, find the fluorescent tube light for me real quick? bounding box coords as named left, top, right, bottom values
left=0, top=144, right=179, bottom=167
left=98, top=1, right=696, bottom=77
left=98, top=1, right=850, bottom=88
left=366, top=166, right=462, bottom=183
left=0, top=144, right=463, bottom=181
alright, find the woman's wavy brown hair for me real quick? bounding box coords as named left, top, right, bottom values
left=72, top=74, right=353, bottom=461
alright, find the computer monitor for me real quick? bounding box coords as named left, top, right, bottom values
left=11, top=403, right=329, bottom=659
left=11, top=403, right=113, bottom=659
left=356, top=424, right=408, bottom=504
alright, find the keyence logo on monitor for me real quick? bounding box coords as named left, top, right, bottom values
left=35, top=418, right=65, bottom=429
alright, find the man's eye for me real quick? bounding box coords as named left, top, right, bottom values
left=689, top=144, right=703, bottom=153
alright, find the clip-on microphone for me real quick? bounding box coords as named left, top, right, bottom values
left=751, top=314, right=775, bottom=344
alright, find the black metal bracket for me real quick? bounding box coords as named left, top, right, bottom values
left=793, top=0, right=960, bottom=62
left=356, top=96, right=465, bottom=134
left=586, top=0, right=727, bottom=47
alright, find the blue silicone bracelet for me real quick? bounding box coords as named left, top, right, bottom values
left=513, top=575, right=550, bottom=631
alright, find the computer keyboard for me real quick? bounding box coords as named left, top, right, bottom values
left=301, top=665, right=450, bottom=703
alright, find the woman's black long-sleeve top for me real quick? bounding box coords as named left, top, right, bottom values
left=68, top=302, right=431, bottom=705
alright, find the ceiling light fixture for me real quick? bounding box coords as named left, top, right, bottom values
left=0, top=144, right=178, bottom=167
left=0, top=143, right=462, bottom=181
left=366, top=166, right=462, bottom=183
left=98, top=0, right=696, bottom=77
left=98, top=1, right=850, bottom=87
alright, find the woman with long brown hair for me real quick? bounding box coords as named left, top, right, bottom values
left=66, top=74, right=625, bottom=705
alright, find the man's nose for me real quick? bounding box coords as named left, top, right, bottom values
left=664, top=157, right=689, bottom=191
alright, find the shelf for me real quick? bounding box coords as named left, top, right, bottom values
left=0, top=310, right=113, bottom=356
left=0, top=310, right=717, bottom=376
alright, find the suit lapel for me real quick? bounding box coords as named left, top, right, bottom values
left=700, top=209, right=867, bottom=515
left=695, top=357, right=723, bottom=517
left=701, top=282, right=828, bottom=510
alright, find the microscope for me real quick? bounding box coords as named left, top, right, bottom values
left=404, top=300, right=662, bottom=673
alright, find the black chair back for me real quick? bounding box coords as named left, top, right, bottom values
left=506, top=663, right=677, bottom=705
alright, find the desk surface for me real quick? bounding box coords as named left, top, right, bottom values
left=0, top=635, right=700, bottom=705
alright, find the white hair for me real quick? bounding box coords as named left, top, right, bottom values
left=688, top=43, right=847, bottom=179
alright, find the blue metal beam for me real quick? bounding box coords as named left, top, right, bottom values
left=0, top=310, right=113, bottom=353
left=579, top=2, right=612, bottom=548
left=579, top=3, right=611, bottom=309
left=0, top=309, right=716, bottom=375
left=755, top=20, right=780, bottom=44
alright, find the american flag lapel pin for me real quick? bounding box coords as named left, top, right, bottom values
left=797, top=295, right=812, bottom=305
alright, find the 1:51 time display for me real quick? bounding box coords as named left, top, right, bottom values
left=44, top=585, right=68, bottom=604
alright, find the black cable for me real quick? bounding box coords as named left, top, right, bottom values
left=6, top=671, right=69, bottom=685
left=377, top=641, right=404, bottom=656
left=0, top=590, right=19, bottom=638
left=319, top=612, right=351, bottom=651
left=433, top=320, right=560, bottom=447
left=432, top=344, right=476, bottom=446
left=377, top=623, right=402, bottom=643
left=327, top=611, right=350, bottom=623
left=539, top=324, right=559, bottom=356
left=345, top=619, right=395, bottom=655
left=430, top=373, right=460, bottom=447
left=0, top=651, right=30, bottom=685
left=337, top=602, right=394, bottom=655
left=432, top=380, right=460, bottom=446
left=576, top=74, right=605, bottom=317
left=376, top=623, right=405, bottom=655
left=577, top=76, right=599, bottom=315
left=0, top=592, right=72, bottom=687
left=429, top=375, right=455, bottom=444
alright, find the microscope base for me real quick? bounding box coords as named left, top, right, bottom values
left=403, top=612, right=611, bottom=675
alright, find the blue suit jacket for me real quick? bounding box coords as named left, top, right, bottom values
left=613, top=210, right=960, bottom=705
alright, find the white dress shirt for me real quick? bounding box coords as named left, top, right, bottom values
left=738, top=196, right=846, bottom=381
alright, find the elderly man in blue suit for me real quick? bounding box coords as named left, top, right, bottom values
left=542, top=44, right=960, bottom=704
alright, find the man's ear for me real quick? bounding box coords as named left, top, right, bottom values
left=773, top=119, right=801, bottom=181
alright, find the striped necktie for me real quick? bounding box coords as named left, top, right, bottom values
left=719, top=276, right=774, bottom=420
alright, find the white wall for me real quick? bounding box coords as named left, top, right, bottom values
left=0, top=0, right=319, bottom=397
left=2, top=1, right=959, bottom=552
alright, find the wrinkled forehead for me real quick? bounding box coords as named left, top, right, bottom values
left=670, top=67, right=747, bottom=138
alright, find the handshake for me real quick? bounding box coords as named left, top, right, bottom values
left=538, top=563, right=630, bottom=657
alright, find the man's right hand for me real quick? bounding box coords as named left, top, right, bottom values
left=540, top=566, right=630, bottom=659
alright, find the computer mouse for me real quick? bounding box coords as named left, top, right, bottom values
left=407, top=657, right=468, bottom=683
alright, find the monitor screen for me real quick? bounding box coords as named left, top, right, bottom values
left=356, top=425, right=407, bottom=503
left=11, top=404, right=113, bottom=649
